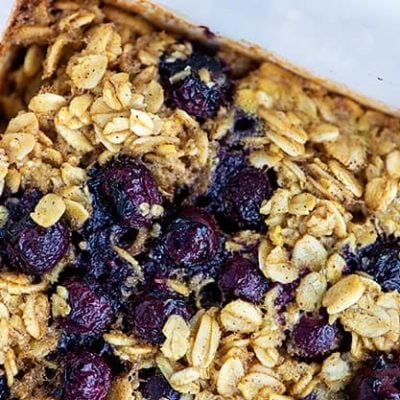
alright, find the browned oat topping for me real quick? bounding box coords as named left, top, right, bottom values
left=1, top=1, right=400, bottom=399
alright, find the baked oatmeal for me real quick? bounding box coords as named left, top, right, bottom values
left=0, top=1, right=399, bottom=399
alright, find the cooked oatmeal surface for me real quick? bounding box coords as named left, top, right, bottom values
left=0, top=1, right=400, bottom=399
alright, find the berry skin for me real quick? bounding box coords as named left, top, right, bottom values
left=128, top=282, right=193, bottom=345
left=274, top=279, right=301, bottom=312
left=344, top=236, right=400, bottom=292
left=60, top=351, right=112, bottom=400
left=5, top=219, right=70, bottom=274
left=159, top=51, right=231, bottom=118
left=148, top=207, right=224, bottom=280
left=60, top=278, right=114, bottom=337
left=302, top=394, right=317, bottom=400
left=84, top=225, right=141, bottom=306
left=139, top=368, right=180, bottom=400
left=206, top=150, right=248, bottom=199
left=87, top=157, right=162, bottom=230
left=163, top=207, right=219, bottom=268
left=0, top=375, right=10, bottom=400
left=273, top=269, right=310, bottom=313
left=1, top=190, right=69, bottom=275
left=129, top=294, right=192, bottom=345
left=220, top=166, right=272, bottom=230
left=221, top=109, right=264, bottom=147
left=217, top=256, right=269, bottom=303
left=274, top=282, right=298, bottom=311
left=198, top=151, right=276, bottom=231
left=288, top=310, right=344, bottom=360
left=349, top=352, right=400, bottom=400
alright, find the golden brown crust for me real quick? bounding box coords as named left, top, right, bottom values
left=0, top=0, right=54, bottom=95
left=0, top=0, right=21, bottom=94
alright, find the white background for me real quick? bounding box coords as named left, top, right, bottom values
left=1, top=0, right=400, bottom=109
left=0, top=1, right=13, bottom=37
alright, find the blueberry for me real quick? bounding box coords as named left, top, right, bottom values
left=198, top=151, right=276, bottom=231
left=344, top=236, right=400, bottom=292
left=148, top=207, right=223, bottom=280
left=274, top=280, right=301, bottom=312
left=349, top=353, right=400, bottom=400
left=0, top=374, right=9, bottom=400
left=163, top=207, right=219, bottom=268
left=274, top=283, right=297, bottom=311
left=128, top=288, right=192, bottom=345
left=302, top=395, right=317, bottom=400
left=5, top=219, right=70, bottom=274
left=139, top=368, right=180, bottom=400
left=85, top=226, right=122, bottom=278
left=60, top=351, right=112, bottom=400
left=207, top=150, right=248, bottom=197
left=1, top=188, right=42, bottom=222
left=85, top=225, right=141, bottom=305
left=221, top=109, right=264, bottom=147
left=220, top=167, right=273, bottom=230
left=273, top=269, right=309, bottom=313
left=288, top=310, right=344, bottom=360
left=1, top=190, right=70, bottom=274
left=60, top=278, right=114, bottom=337
left=150, top=207, right=224, bottom=279
left=159, top=51, right=231, bottom=118
left=87, top=157, right=162, bottom=230
left=217, top=256, right=269, bottom=303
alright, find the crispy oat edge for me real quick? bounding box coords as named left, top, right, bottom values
left=101, top=0, right=400, bottom=118
left=1, top=0, right=398, bottom=117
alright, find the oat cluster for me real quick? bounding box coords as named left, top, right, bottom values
left=1, top=1, right=400, bottom=399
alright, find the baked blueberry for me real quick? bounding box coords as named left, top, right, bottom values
left=87, top=157, right=162, bottom=230
left=221, top=109, right=264, bottom=147
left=274, top=269, right=310, bottom=313
left=220, top=166, right=272, bottom=230
left=0, top=374, right=9, bottom=400
left=5, top=220, right=69, bottom=274
left=60, top=351, right=112, bottom=400
left=149, top=207, right=223, bottom=280
left=217, top=256, right=269, bottom=303
left=344, top=236, right=400, bottom=292
left=349, top=352, right=400, bottom=400
left=198, top=151, right=276, bottom=231
left=159, top=50, right=231, bottom=118
left=302, top=395, right=317, bottom=400
left=288, top=310, right=344, bottom=360
left=139, top=368, right=180, bottom=400
left=1, top=190, right=70, bottom=274
left=60, top=278, right=114, bottom=337
left=128, top=285, right=192, bottom=345
left=84, top=225, right=141, bottom=305
left=163, top=207, right=219, bottom=267
left=274, top=279, right=301, bottom=312
left=206, top=150, right=248, bottom=197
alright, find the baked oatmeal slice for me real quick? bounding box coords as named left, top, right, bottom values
left=0, top=1, right=400, bottom=399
